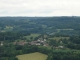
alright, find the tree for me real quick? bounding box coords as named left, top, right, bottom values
left=30, top=37, right=33, bottom=40
left=49, top=39, right=58, bottom=46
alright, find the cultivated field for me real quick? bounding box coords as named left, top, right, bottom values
left=16, top=52, right=47, bottom=60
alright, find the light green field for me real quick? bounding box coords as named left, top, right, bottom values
left=16, top=52, right=47, bottom=60
left=24, top=34, right=40, bottom=40
left=1, top=26, right=13, bottom=32
left=49, top=37, right=69, bottom=40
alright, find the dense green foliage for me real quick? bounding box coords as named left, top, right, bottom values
left=47, top=50, right=80, bottom=60
left=0, top=17, right=80, bottom=35
left=0, top=32, right=30, bottom=42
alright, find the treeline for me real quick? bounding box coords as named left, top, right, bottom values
left=67, top=36, right=80, bottom=50
left=0, top=32, right=30, bottom=41
left=47, top=50, right=80, bottom=60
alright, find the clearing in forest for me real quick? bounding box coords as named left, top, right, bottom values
left=24, top=34, right=40, bottom=40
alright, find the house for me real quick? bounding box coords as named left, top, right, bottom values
left=43, top=43, right=49, bottom=46
left=13, top=41, right=27, bottom=46
left=28, top=38, right=48, bottom=46
left=18, top=42, right=27, bottom=45
left=44, top=39, right=47, bottom=41
left=30, top=41, right=37, bottom=45
left=53, top=46, right=64, bottom=49
left=30, top=41, right=41, bottom=46
left=0, top=42, right=3, bottom=46
left=60, top=41, right=63, bottom=44
left=0, top=43, right=3, bottom=46
left=35, top=43, right=41, bottom=45
left=37, top=39, right=40, bottom=42
left=58, top=46, right=64, bottom=48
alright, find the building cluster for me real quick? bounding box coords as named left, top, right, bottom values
left=1, top=38, right=64, bottom=49
left=13, top=41, right=27, bottom=46
left=13, top=38, right=48, bottom=46
left=53, top=46, right=64, bottom=49
left=30, top=39, right=48, bottom=46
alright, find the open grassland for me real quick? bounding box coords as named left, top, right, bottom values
left=16, top=52, right=47, bottom=60
left=24, top=34, right=40, bottom=40
left=49, top=37, right=69, bottom=40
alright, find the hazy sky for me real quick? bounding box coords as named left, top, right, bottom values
left=0, top=0, right=80, bottom=16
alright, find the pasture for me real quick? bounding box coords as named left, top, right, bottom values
left=24, top=34, right=40, bottom=40
left=49, top=37, right=69, bottom=40
left=16, top=52, right=47, bottom=60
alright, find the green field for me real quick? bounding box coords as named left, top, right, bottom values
left=24, top=34, right=40, bottom=40
left=16, top=52, right=47, bottom=60
left=49, top=37, right=69, bottom=40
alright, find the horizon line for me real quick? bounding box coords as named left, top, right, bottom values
left=0, top=16, right=80, bottom=17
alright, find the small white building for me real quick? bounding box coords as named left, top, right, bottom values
left=41, top=41, right=44, bottom=43
left=37, top=39, right=41, bottom=42
left=58, top=46, right=64, bottom=48
left=0, top=43, right=3, bottom=46
left=44, top=39, right=46, bottom=41
left=36, top=43, right=41, bottom=45
left=60, top=41, right=63, bottom=44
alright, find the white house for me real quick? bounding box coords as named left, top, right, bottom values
left=44, top=39, right=46, bottom=41
left=58, top=46, right=64, bottom=48
left=0, top=43, right=3, bottom=46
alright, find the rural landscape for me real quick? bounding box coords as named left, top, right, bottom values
left=0, top=17, right=80, bottom=60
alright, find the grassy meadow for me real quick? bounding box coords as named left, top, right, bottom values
left=24, top=34, right=40, bottom=40
left=49, top=37, right=69, bottom=40
left=16, top=52, right=47, bottom=60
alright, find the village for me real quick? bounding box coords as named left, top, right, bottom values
left=0, top=37, right=64, bottom=49
left=13, top=38, right=48, bottom=46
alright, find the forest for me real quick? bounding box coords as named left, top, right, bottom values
left=0, top=17, right=80, bottom=35
left=0, top=17, right=80, bottom=60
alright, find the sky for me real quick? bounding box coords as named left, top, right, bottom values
left=0, top=0, right=80, bottom=16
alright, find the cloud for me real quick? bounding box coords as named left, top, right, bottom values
left=0, top=0, right=80, bottom=16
